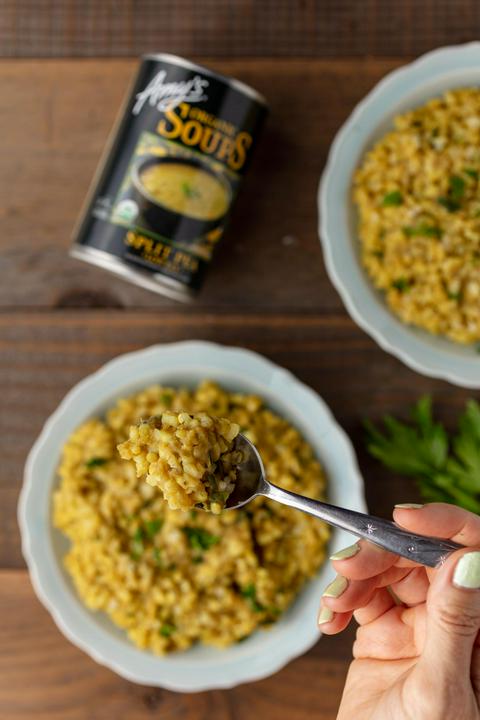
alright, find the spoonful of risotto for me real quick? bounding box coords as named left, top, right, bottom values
left=118, top=412, right=464, bottom=567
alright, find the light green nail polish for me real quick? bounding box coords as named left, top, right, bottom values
left=453, top=552, right=480, bottom=589
left=322, top=575, right=348, bottom=598
left=329, top=542, right=360, bottom=561
left=317, top=606, right=334, bottom=625
left=394, top=503, right=424, bottom=509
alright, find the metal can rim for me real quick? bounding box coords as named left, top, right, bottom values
left=70, top=246, right=195, bottom=303
left=142, top=53, right=269, bottom=108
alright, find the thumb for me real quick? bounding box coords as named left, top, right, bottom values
left=420, top=549, right=480, bottom=683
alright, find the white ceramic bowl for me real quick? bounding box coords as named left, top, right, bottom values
left=19, top=341, right=366, bottom=691
left=319, top=42, right=480, bottom=387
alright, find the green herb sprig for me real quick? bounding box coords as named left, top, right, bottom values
left=241, top=583, right=265, bottom=613
left=382, top=191, right=403, bottom=207
left=437, top=175, right=466, bottom=213
left=365, top=396, right=480, bottom=513
left=159, top=622, right=176, bottom=637
left=85, top=457, right=108, bottom=468
left=403, top=224, right=442, bottom=239
left=183, top=526, right=220, bottom=552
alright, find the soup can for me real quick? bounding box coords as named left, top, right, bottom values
left=70, top=54, right=268, bottom=301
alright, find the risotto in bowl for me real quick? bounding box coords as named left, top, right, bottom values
left=19, top=342, right=365, bottom=691
left=320, top=42, right=480, bottom=387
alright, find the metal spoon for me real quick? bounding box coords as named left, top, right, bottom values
left=227, top=434, right=464, bottom=568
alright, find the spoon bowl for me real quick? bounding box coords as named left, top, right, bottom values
left=228, top=433, right=464, bottom=568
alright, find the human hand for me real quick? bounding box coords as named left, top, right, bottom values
left=318, top=503, right=480, bottom=720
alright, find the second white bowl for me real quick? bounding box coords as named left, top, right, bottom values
left=319, top=42, right=480, bottom=388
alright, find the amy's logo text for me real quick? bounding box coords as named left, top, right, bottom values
left=132, top=70, right=209, bottom=115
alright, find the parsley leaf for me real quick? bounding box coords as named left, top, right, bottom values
left=447, top=401, right=480, bottom=493
left=181, top=182, right=200, bottom=199
left=403, top=224, right=442, bottom=238
left=382, top=191, right=403, bottom=207
left=437, top=196, right=461, bottom=213
left=241, top=583, right=265, bottom=612
left=464, top=167, right=479, bottom=180
left=391, top=278, right=411, bottom=293
left=152, top=547, right=162, bottom=565
left=130, top=527, right=145, bottom=559
left=145, top=519, right=163, bottom=538
left=182, top=527, right=220, bottom=551
left=450, top=175, right=466, bottom=202
left=364, top=397, right=480, bottom=513
left=437, top=175, right=466, bottom=212
left=85, top=457, right=108, bottom=468
left=159, top=623, right=176, bottom=637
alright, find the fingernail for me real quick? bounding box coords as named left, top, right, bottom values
left=317, top=606, right=334, bottom=625
left=329, top=542, right=360, bottom=561
left=322, top=574, right=348, bottom=599
left=453, top=551, right=480, bottom=589
left=394, top=503, right=424, bottom=509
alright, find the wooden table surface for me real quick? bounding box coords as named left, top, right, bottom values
left=1, top=4, right=480, bottom=719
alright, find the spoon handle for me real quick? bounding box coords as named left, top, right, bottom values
left=264, top=483, right=463, bottom=568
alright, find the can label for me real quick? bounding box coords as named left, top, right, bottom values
left=72, top=56, right=267, bottom=294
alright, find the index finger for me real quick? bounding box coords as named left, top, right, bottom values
left=331, top=539, right=399, bottom=580
left=393, top=502, right=480, bottom=545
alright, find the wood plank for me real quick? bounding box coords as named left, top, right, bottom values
left=0, top=57, right=402, bottom=310
left=3, top=309, right=471, bottom=569
left=0, top=570, right=353, bottom=720
left=1, top=0, right=479, bottom=59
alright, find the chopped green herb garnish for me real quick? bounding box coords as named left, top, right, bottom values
left=145, top=519, right=163, bottom=538
left=447, top=291, right=462, bottom=301
left=181, top=182, right=200, bottom=199
left=130, top=527, right=145, bottom=559
left=183, top=527, right=220, bottom=551
left=464, top=167, right=479, bottom=180
left=237, top=634, right=252, bottom=643
left=364, top=396, right=480, bottom=513
left=152, top=547, right=162, bottom=565
left=382, top=190, right=403, bottom=207
left=372, top=249, right=384, bottom=259
left=403, top=224, right=442, bottom=238
left=189, top=510, right=198, bottom=520
left=438, top=175, right=467, bottom=212
left=450, top=174, right=466, bottom=201
left=160, top=393, right=172, bottom=407
left=268, top=606, right=282, bottom=616
left=437, top=196, right=461, bottom=213
left=241, top=583, right=256, bottom=599
left=241, top=583, right=265, bottom=612
left=159, top=623, right=176, bottom=637
left=85, top=457, right=108, bottom=468
left=251, top=600, right=265, bottom=613
left=391, top=278, right=411, bottom=293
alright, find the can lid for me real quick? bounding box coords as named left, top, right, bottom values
left=142, top=53, right=269, bottom=108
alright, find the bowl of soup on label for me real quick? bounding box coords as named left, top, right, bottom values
left=132, top=156, right=232, bottom=241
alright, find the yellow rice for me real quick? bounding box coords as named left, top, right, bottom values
left=354, top=88, right=480, bottom=344
left=53, top=380, right=329, bottom=654
left=118, top=412, right=241, bottom=514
